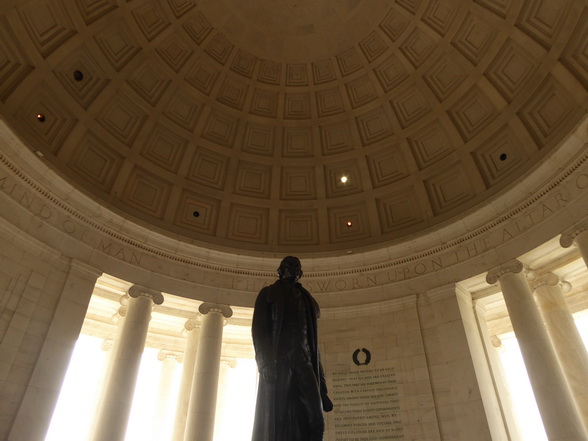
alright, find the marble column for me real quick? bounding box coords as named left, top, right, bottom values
left=90, top=285, right=164, bottom=441
left=214, top=358, right=237, bottom=440
left=100, top=301, right=127, bottom=381
left=183, top=303, right=233, bottom=441
left=532, top=272, right=588, bottom=432
left=454, top=285, right=510, bottom=441
left=561, top=224, right=588, bottom=267
left=486, top=260, right=587, bottom=441
left=473, top=301, right=522, bottom=441
left=153, top=351, right=181, bottom=441
left=172, top=318, right=201, bottom=441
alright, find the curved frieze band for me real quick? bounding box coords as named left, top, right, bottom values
left=0, top=118, right=587, bottom=307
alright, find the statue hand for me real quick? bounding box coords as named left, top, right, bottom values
left=322, top=393, right=333, bottom=412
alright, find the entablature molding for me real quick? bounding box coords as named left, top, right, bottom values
left=1, top=119, right=588, bottom=307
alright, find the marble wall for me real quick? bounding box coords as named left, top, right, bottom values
left=0, top=222, right=100, bottom=440
left=1, top=113, right=587, bottom=439
left=0, top=231, right=63, bottom=439
left=0, top=228, right=505, bottom=441
left=320, top=289, right=498, bottom=441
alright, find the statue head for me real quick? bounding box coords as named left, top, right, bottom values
left=277, top=256, right=303, bottom=283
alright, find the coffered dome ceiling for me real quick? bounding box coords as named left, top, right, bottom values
left=1, top=0, right=587, bottom=254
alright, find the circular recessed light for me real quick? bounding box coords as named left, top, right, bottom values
left=499, top=153, right=507, bottom=161
left=346, top=221, right=353, bottom=227
left=37, top=114, right=46, bottom=122
left=193, top=211, right=200, bottom=217
left=340, top=176, right=348, bottom=183
left=73, top=70, right=84, bottom=81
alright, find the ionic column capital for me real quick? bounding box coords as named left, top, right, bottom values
left=530, top=272, right=559, bottom=291
left=530, top=272, right=573, bottom=293
left=114, top=306, right=126, bottom=320
left=560, top=223, right=588, bottom=248
left=490, top=335, right=502, bottom=348
left=221, top=357, right=238, bottom=368
left=184, top=317, right=201, bottom=332
left=128, top=285, right=164, bottom=305
left=114, top=294, right=129, bottom=319
left=157, top=349, right=183, bottom=362
left=485, top=260, right=524, bottom=284
left=198, top=302, right=233, bottom=318
left=101, top=339, right=114, bottom=352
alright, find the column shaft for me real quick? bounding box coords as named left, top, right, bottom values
left=534, top=275, right=588, bottom=432
left=488, top=263, right=587, bottom=441
left=172, top=320, right=200, bottom=441
left=91, top=287, right=162, bottom=441
left=152, top=354, right=178, bottom=440
left=213, top=359, right=236, bottom=440
left=183, top=304, right=232, bottom=441
left=473, top=302, right=522, bottom=441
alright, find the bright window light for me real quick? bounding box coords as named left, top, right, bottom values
left=46, top=336, right=257, bottom=441
left=497, top=311, right=588, bottom=441
left=45, top=297, right=588, bottom=441
left=45, top=335, right=108, bottom=441
left=497, top=333, right=547, bottom=441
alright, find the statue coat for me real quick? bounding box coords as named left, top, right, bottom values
left=251, top=279, right=327, bottom=441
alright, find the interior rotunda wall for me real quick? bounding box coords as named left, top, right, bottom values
left=1, top=114, right=587, bottom=439
left=1, top=0, right=588, bottom=438
left=319, top=288, right=497, bottom=441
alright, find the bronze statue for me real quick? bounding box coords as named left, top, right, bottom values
left=251, top=256, right=333, bottom=441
